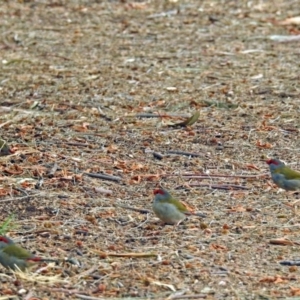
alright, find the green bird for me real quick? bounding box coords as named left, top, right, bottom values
left=0, top=236, right=57, bottom=271
left=266, top=158, right=300, bottom=191
left=152, top=188, right=205, bottom=225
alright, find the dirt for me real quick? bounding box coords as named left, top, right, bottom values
left=0, top=0, right=300, bottom=299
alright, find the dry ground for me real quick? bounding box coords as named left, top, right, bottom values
left=0, top=0, right=300, bottom=299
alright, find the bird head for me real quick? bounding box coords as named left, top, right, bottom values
left=0, top=236, right=34, bottom=260
left=153, top=188, right=172, bottom=202
left=0, top=236, right=14, bottom=245
left=266, top=158, right=285, bottom=171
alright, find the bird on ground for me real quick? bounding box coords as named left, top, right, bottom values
left=152, top=188, right=205, bottom=225
left=266, top=158, right=300, bottom=191
left=0, top=235, right=57, bottom=271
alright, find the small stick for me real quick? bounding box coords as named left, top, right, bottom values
left=65, top=142, right=89, bottom=147
left=0, top=120, right=11, bottom=128
left=76, top=265, right=99, bottom=278
left=153, top=152, right=164, bottom=160
left=135, top=213, right=150, bottom=228
left=136, top=113, right=189, bottom=118
left=84, top=172, right=121, bottom=182
left=169, top=294, right=207, bottom=299
left=94, top=250, right=157, bottom=258
left=94, top=187, right=113, bottom=195
left=12, top=187, right=29, bottom=197
left=115, top=204, right=151, bottom=214
left=0, top=194, right=40, bottom=203
left=136, top=113, right=160, bottom=118
left=47, top=163, right=58, bottom=178
left=125, top=172, right=267, bottom=180
left=48, top=288, right=81, bottom=295
left=189, top=183, right=249, bottom=190
left=181, top=173, right=268, bottom=179
left=167, top=150, right=203, bottom=157
left=269, top=239, right=298, bottom=245
left=41, top=53, right=72, bottom=61
left=97, top=107, right=112, bottom=121
left=76, top=295, right=104, bottom=300
left=280, top=260, right=300, bottom=266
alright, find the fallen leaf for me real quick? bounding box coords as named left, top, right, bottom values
left=290, top=286, right=300, bottom=296
left=245, top=164, right=260, bottom=171
left=210, top=243, right=228, bottom=251
left=228, top=205, right=247, bottom=212
left=256, top=140, right=273, bottom=149
left=269, top=239, right=296, bottom=246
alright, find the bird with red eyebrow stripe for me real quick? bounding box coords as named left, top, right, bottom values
left=0, top=236, right=58, bottom=271
left=266, top=158, right=300, bottom=191
left=152, top=188, right=205, bottom=225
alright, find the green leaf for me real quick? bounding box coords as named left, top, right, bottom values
left=0, top=215, right=15, bottom=235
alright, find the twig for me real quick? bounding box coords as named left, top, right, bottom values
left=120, top=172, right=267, bottom=180
left=0, top=120, right=11, bottom=128
left=169, top=294, right=207, bottom=299
left=116, top=204, right=151, bottom=214
left=48, top=288, right=81, bottom=294
left=47, top=163, right=58, bottom=178
left=0, top=194, right=40, bottom=203
left=280, top=260, right=300, bottom=266
left=84, top=172, right=122, bottom=182
left=97, top=107, right=112, bottom=121
left=94, top=250, right=157, bottom=258
left=12, top=186, right=29, bottom=197
left=136, top=113, right=161, bottom=118
left=65, top=142, right=90, bottom=147
left=136, top=113, right=189, bottom=118
left=75, top=295, right=105, bottom=300
left=76, top=265, right=99, bottom=279
left=269, top=239, right=299, bottom=245
left=189, top=183, right=249, bottom=190
left=167, top=150, right=203, bottom=157
left=94, top=187, right=113, bottom=195
left=153, top=152, right=164, bottom=160
left=134, top=212, right=150, bottom=229
left=181, top=173, right=268, bottom=179
left=41, top=53, right=72, bottom=60
left=269, top=34, right=300, bottom=43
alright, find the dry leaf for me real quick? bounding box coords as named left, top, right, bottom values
left=228, top=205, right=247, bottom=212
left=269, top=239, right=295, bottom=246
left=290, top=286, right=300, bottom=296
left=256, top=140, right=273, bottom=149
left=210, top=244, right=228, bottom=251
left=259, top=275, right=287, bottom=283
left=245, top=164, right=260, bottom=171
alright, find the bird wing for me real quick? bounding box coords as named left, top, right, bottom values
left=2, top=244, right=31, bottom=259
left=160, top=198, right=189, bottom=213
left=180, top=201, right=196, bottom=214
left=275, top=166, right=300, bottom=180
